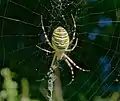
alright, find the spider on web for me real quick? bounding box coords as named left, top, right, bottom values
left=36, top=14, right=90, bottom=85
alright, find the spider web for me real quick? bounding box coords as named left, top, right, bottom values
left=0, top=0, right=120, bottom=101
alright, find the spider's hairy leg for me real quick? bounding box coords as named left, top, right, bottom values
left=36, top=45, right=55, bottom=53
left=41, top=15, right=54, bottom=49
left=64, top=59, right=75, bottom=85
left=69, top=14, right=76, bottom=45
left=64, top=54, right=90, bottom=72
left=66, top=38, right=78, bottom=52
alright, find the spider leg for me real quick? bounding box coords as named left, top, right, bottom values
left=37, top=55, right=57, bottom=84
left=64, top=54, right=90, bottom=72
left=50, top=54, right=57, bottom=68
left=66, top=38, right=78, bottom=52
left=69, top=14, right=76, bottom=45
left=41, top=15, right=54, bottom=49
left=36, top=45, right=55, bottom=53
left=64, top=58, right=75, bottom=85
left=36, top=54, right=57, bottom=82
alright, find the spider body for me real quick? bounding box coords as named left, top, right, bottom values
left=52, top=26, right=69, bottom=60
left=36, top=15, right=90, bottom=85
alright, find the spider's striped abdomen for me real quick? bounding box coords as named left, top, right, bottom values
left=52, top=26, right=70, bottom=51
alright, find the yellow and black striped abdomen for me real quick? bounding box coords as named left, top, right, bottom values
left=52, top=26, right=69, bottom=50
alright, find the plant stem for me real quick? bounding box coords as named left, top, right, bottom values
left=53, top=65, right=64, bottom=101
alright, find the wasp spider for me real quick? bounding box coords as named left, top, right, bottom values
left=36, top=14, right=90, bottom=85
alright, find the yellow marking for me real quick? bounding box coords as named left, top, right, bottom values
left=52, top=42, right=68, bottom=49
left=53, top=35, right=69, bottom=41
left=53, top=32, right=68, bottom=38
